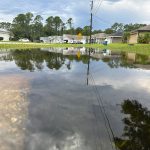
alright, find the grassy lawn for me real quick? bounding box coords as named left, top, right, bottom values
left=0, top=42, right=150, bottom=55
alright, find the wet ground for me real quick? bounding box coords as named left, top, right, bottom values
left=0, top=48, right=150, bottom=150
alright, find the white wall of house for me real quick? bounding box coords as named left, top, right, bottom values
left=40, top=36, right=63, bottom=43
left=107, top=36, right=122, bottom=44
left=49, top=36, right=63, bottom=43
left=40, top=37, right=50, bottom=43
left=0, top=29, right=10, bottom=41
left=63, top=34, right=88, bottom=44
left=81, top=39, right=86, bottom=44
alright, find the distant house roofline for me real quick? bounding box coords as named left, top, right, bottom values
left=92, top=33, right=108, bottom=38
left=130, top=25, right=150, bottom=33
left=109, top=32, right=123, bottom=37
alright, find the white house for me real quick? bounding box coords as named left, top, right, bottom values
left=40, top=36, right=63, bottom=43
left=40, top=32, right=123, bottom=44
left=0, top=28, right=10, bottom=41
left=40, top=34, right=88, bottom=44
left=63, top=34, right=87, bottom=44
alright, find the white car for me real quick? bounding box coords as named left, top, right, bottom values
left=19, top=38, right=30, bottom=42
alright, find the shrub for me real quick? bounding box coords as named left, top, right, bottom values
left=138, top=33, right=150, bottom=44
left=122, top=32, right=130, bottom=43
left=0, top=37, right=4, bottom=41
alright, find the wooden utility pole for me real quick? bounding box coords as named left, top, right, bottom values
left=89, top=0, right=93, bottom=44
left=87, top=0, right=93, bottom=85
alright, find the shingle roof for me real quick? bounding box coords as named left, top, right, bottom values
left=137, top=25, right=150, bottom=31
left=110, top=32, right=123, bottom=37
left=92, top=33, right=108, bottom=38
left=131, top=25, right=150, bottom=33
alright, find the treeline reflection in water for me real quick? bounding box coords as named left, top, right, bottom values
left=0, top=48, right=150, bottom=71
left=114, top=99, right=150, bottom=150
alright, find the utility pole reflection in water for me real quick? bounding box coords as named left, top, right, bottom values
left=87, top=48, right=91, bottom=86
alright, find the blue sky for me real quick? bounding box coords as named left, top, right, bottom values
left=0, top=0, right=150, bottom=30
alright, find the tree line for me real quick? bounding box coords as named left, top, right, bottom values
left=0, top=12, right=147, bottom=41
left=0, top=12, right=92, bottom=41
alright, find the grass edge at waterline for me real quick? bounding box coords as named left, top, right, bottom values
left=0, top=42, right=150, bottom=55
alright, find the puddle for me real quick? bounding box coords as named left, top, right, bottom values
left=0, top=48, right=150, bottom=150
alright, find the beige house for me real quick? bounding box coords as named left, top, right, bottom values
left=129, top=25, right=150, bottom=44
left=92, top=32, right=123, bottom=44
left=92, top=33, right=108, bottom=44
left=108, top=32, right=123, bottom=43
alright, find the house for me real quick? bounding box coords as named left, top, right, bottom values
left=40, top=32, right=123, bottom=44
left=107, top=32, right=123, bottom=43
left=92, top=33, right=108, bottom=44
left=91, top=32, right=123, bottom=44
left=129, top=25, right=150, bottom=44
left=0, top=28, right=10, bottom=41
left=63, top=34, right=87, bottom=44
left=40, top=34, right=88, bottom=44
left=40, top=36, right=63, bottom=43
left=63, top=34, right=76, bottom=43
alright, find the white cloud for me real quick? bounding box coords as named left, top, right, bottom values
left=95, top=0, right=150, bottom=26
left=93, top=69, right=150, bottom=94
left=0, top=0, right=150, bottom=29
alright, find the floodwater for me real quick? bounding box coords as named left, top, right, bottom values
left=0, top=48, right=150, bottom=150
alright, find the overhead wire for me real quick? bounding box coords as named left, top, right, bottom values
left=87, top=86, right=103, bottom=150
left=90, top=74, right=116, bottom=140
left=88, top=74, right=115, bottom=150
left=93, top=0, right=104, bottom=15
left=85, top=50, right=114, bottom=150
left=86, top=1, right=116, bottom=148
left=86, top=49, right=118, bottom=150
left=93, top=14, right=112, bottom=26
left=90, top=85, right=114, bottom=150
left=93, top=0, right=101, bottom=14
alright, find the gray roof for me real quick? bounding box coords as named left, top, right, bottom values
left=110, top=32, right=123, bottom=37
left=92, top=33, right=108, bottom=38
left=63, top=34, right=88, bottom=40
left=137, top=25, right=150, bottom=31
left=131, top=25, right=150, bottom=33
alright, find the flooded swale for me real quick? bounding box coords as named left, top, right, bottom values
left=0, top=47, right=150, bottom=150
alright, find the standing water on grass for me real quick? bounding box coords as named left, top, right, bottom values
left=0, top=47, right=150, bottom=150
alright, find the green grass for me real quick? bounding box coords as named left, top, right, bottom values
left=0, top=42, right=150, bottom=55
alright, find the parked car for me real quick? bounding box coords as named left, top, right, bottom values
left=19, top=38, right=30, bottom=42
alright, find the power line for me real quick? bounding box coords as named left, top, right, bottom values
left=93, top=14, right=112, bottom=26
left=93, top=0, right=102, bottom=14
left=89, top=74, right=116, bottom=150
left=87, top=83, right=103, bottom=150
left=93, top=0, right=104, bottom=15
left=86, top=49, right=117, bottom=150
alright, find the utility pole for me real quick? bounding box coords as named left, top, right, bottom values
left=89, top=0, right=93, bottom=44
left=87, top=0, right=93, bottom=85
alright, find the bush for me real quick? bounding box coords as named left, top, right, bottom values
left=138, top=33, right=150, bottom=44
left=0, top=37, right=4, bottom=41
left=122, top=32, right=130, bottom=43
